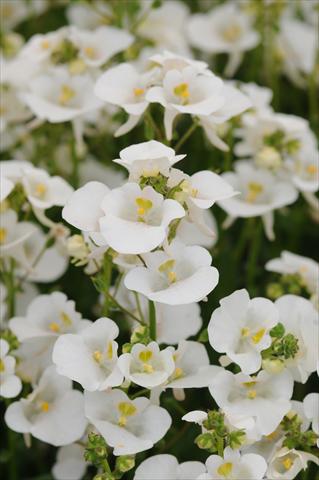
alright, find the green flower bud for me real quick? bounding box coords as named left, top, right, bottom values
left=195, top=432, right=216, bottom=450
left=115, top=455, right=135, bottom=473
left=266, top=283, right=284, bottom=300
left=270, top=323, right=285, bottom=338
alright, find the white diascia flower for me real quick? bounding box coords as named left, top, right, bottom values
left=209, top=369, right=294, bottom=436
left=168, top=167, right=237, bottom=210
left=98, top=183, right=185, bottom=254
left=10, top=291, right=90, bottom=341
left=275, top=295, right=318, bottom=383
left=266, top=251, right=319, bottom=300
left=124, top=240, right=219, bottom=305
left=84, top=389, right=171, bottom=455
left=285, top=143, right=319, bottom=196
left=187, top=3, right=260, bottom=76
left=165, top=340, right=221, bottom=389
left=52, top=443, right=87, bottom=480
left=94, top=63, right=153, bottom=136
left=208, top=289, right=279, bottom=374
left=66, top=1, right=111, bottom=30
left=146, top=66, right=225, bottom=140
left=0, top=160, right=31, bottom=201
left=113, top=140, right=185, bottom=182
left=197, top=447, right=267, bottom=480
left=218, top=161, right=298, bottom=240
left=134, top=454, right=205, bottom=480
left=69, top=25, right=133, bottom=68
left=20, top=68, right=102, bottom=123
left=303, top=393, right=319, bottom=445
left=148, top=50, right=211, bottom=79
left=137, top=1, right=190, bottom=55
left=118, top=342, right=175, bottom=388
left=52, top=317, right=123, bottom=391
left=277, top=17, right=317, bottom=86
left=0, top=339, right=22, bottom=398
left=5, top=366, right=87, bottom=446
left=14, top=224, right=68, bottom=283
left=238, top=82, right=273, bottom=115
left=21, top=165, right=73, bottom=210
left=0, top=209, right=35, bottom=264
left=198, top=82, right=252, bottom=151
left=176, top=209, right=218, bottom=250
left=267, top=446, right=319, bottom=480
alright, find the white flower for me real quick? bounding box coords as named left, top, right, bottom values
left=22, top=165, right=73, bottom=210
left=277, top=18, right=317, bottom=86
left=62, top=180, right=110, bottom=234
left=52, top=443, right=87, bottom=480
left=53, top=317, right=123, bottom=391
left=0, top=160, right=31, bottom=202
left=124, top=240, right=219, bottom=305
left=84, top=388, right=171, bottom=455
left=10, top=291, right=90, bottom=341
left=0, top=339, right=22, bottom=398
left=98, top=183, right=185, bottom=254
left=266, top=446, right=319, bottom=479
left=265, top=250, right=319, bottom=298
left=137, top=1, right=190, bottom=55
left=15, top=224, right=68, bottom=283
left=165, top=341, right=221, bottom=389
left=66, top=1, right=111, bottom=30
left=149, top=50, right=210, bottom=78
left=285, top=143, right=319, bottom=194
left=238, top=82, right=273, bottom=115
left=94, top=63, right=152, bottom=136
left=146, top=66, right=225, bottom=140
left=134, top=454, right=205, bottom=480
left=118, top=341, right=175, bottom=388
left=113, top=140, right=185, bottom=182
left=168, top=167, right=237, bottom=209
left=20, top=69, right=102, bottom=123
left=198, top=447, right=267, bottom=480
left=0, top=209, right=35, bottom=263
left=176, top=209, right=218, bottom=250
left=303, top=393, right=319, bottom=444
left=209, top=369, right=294, bottom=436
left=208, top=289, right=279, bottom=374
left=5, top=366, right=87, bottom=446
left=0, top=84, right=32, bottom=134
left=187, top=3, right=259, bottom=76
left=70, top=25, right=133, bottom=68
left=218, top=161, right=298, bottom=240
left=275, top=295, right=318, bottom=383
left=199, top=83, right=252, bottom=151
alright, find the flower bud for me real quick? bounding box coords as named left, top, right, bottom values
left=195, top=432, right=215, bottom=450
left=67, top=234, right=89, bottom=261
left=256, top=146, right=282, bottom=169
left=262, top=358, right=285, bottom=374
left=115, top=455, right=135, bottom=473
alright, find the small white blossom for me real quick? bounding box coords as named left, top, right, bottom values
left=0, top=339, right=22, bottom=398
left=134, top=454, right=205, bottom=480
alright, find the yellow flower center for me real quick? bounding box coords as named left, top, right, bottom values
left=69, top=58, right=87, bottom=75
left=241, top=327, right=250, bottom=337
left=41, top=39, right=50, bottom=50
left=34, top=183, right=47, bottom=198
left=174, top=82, right=190, bottom=100
left=222, top=24, right=242, bottom=42
left=0, top=227, right=7, bottom=244
left=84, top=46, right=96, bottom=59
left=158, top=259, right=177, bottom=284
left=247, top=389, right=257, bottom=399
left=306, top=164, right=317, bottom=175
left=282, top=457, right=293, bottom=470
left=107, top=342, right=113, bottom=360
left=92, top=350, right=103, bottom=363
left=251, top=328, right=266, bottom=344
left=172, top=367, right=184, bottom=379
left=58, top=85, right=76, bottom=105
left=40, top=401, right=50, bottom=412
left=118, top=401, right=137, bottom=426
left=246, top=182, right=263, bottom=203
left=139, top=350, right=154, bottom=373
left=49, top=322, right=60, bottom=333
left=217, top=462, right=233, bottom=477
left=135, top=197, right=153, bottom=219
left=134, top=87, right=145, bottom=97
left=60, top=311, right=72, bottom=326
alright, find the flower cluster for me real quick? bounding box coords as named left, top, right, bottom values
left=1, top=1, right=318, bottom=480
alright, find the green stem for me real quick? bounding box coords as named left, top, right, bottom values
left=145, top=110, right=164, bottom=142
left=217, top=437, right=224, bottom=457
left=7, top=259, right=16, bottom=318
left=104, top=290, right=145, bottom=325
left=101, top=458, right=112, bottom=475
left=174, top=122, right=198, bottom=153
left=131, top=388, right=150, bottom=399
left=101, top=255, right=112, bottom=317
left=148, top=300, right=156, bottom=340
